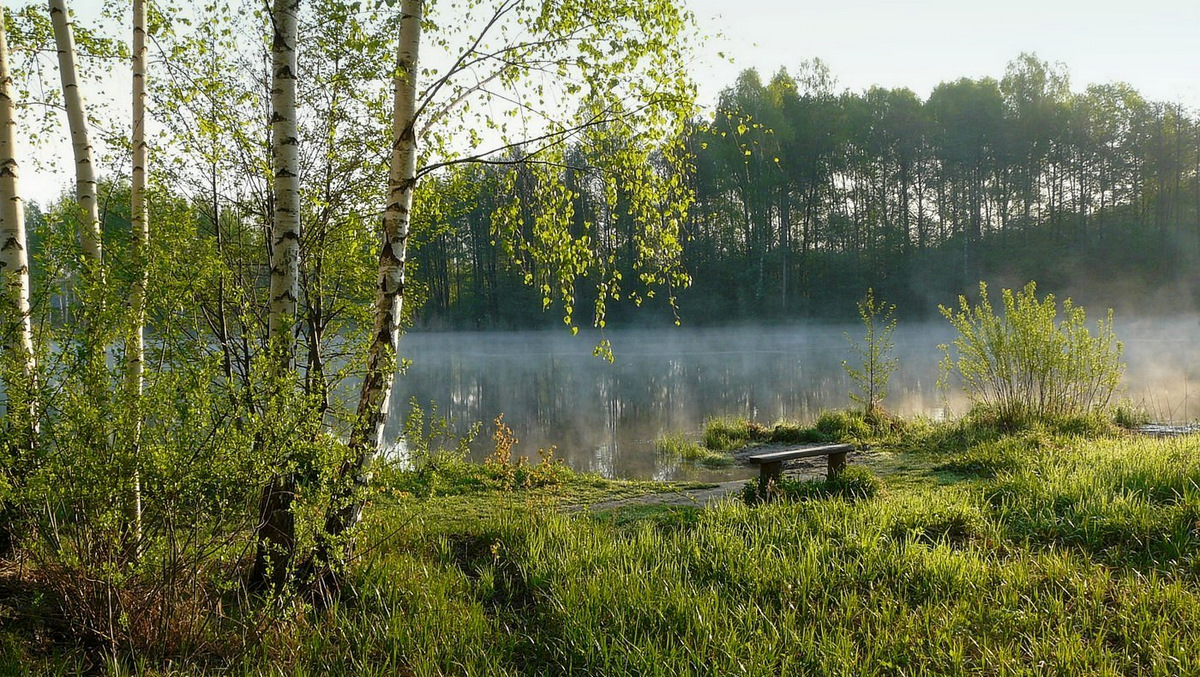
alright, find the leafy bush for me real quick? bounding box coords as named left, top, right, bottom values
left=1112, top=401, right=1152, bottom=429
left=939, top=281, right=1124, bottom=428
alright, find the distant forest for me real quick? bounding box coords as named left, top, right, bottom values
left=410, top=54, right=1200, bottom=327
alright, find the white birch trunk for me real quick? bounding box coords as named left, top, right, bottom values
left=125, top=0, right=149, bottom=537
left=267, top=0, right=301, bottom=370
left=49, top=0, right=102, bottom=270
left=251, top=0, right=302, bottom=592
left=323, top=0, right=422, bottom=546
left=0, top=18, right=35, bottom=448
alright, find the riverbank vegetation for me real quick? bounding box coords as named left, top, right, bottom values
left=5, top=413, right=1198, bottom=674
left=2, top=0, right=1197, bottom=673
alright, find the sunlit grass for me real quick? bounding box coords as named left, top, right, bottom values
left=282, top=430, right=1200, bottom=675
left=654, top=432, right=735, bottom=467
left=8, top=420, right=1200, bottom=674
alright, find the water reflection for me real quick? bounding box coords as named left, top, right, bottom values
left=385, top=320, right=1200, bottom=481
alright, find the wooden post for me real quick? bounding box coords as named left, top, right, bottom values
left=827, top=450, right=847, bottom=479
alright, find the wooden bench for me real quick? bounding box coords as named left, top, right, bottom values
left=746, top=443, right=853, bottom=484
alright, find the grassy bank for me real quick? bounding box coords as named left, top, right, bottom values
left=5, top=417, right=1200, bottom=674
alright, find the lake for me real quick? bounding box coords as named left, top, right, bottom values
left=386, top=318, right=1200, bottom=482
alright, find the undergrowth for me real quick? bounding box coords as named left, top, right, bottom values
left=7, top=418, right=1200, bottom=674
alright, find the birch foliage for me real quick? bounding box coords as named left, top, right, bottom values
left=310, top=0, right=697, bottom=569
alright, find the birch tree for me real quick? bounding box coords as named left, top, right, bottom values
left=48, top=0, right=102, bottom=278
left=1, top=11, right=36, bottom=557
left=267, top=0, right=301, bottom=368
left=252, top=0, right=303, bottom=592
left=315, top=0, right=697, bottom=579
left=318, top=0, right=423, bottom=572
left=124, top=0, right=149, bottom=537
left=0, top=12, right=35, bottom=448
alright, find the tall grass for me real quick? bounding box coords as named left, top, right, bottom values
left=318, top=434, right=1200, bottom=675
left=655, top=432, right=734, bottom=467
left=8, top=424, right=1200, bottom=674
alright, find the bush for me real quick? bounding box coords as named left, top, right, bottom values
left=814, top=410, right=872, bottom=441
left=703, top=417, right=769, bottom=451
left=743, top=466, right=883, bottom=505
left=939, top=281, right=1124, bottom=429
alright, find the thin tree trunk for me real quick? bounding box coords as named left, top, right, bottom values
left=251, top=0, right=302, bottom=594
left=267, top=0, right=301, bottom=365
left=0, top=16, right=36, bottom=554
left=315, top=0, right=423, bottom=589
left=49, top=0, right=102, bottom=274
left=124, top=0, right=149, bottom=540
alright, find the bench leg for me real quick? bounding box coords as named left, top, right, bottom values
left=827, top=451, right=847, bottom=480
left=757, top=461, right=783, bottom=502
left=759, top=460, right=783, bottom=485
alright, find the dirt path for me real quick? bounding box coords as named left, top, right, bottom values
left=568, top=480, right=748, bottom=512
left=568, top=451, right=845, bottom=513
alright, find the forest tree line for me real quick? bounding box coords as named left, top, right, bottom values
left=412, top=54, right=1200, bottom=327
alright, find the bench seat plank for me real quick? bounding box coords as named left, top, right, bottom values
left=746, top=444, right=853, bottom=465
left=745, top=444, right=853, bottom=498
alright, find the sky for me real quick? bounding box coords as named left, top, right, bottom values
left=684, top=0, right=1200, bottom=110
left=14, top=0, right=1200, bottom=204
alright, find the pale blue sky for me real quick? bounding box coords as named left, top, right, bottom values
left=684, top=0, right=1200, bottom=108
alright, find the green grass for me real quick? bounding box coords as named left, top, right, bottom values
left=701, top=410, right=874, bottom=452
left=7, top=418, right=1200, bottom=674
left=305, top=432, right=1200, bottom=675
left=742, top=465, right=886, bottom=505
left=655, top=432, right=736, bottom=468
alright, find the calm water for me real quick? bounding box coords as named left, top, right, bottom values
left=385, top=319, right=1200, bottom=482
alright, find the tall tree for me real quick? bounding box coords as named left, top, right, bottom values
left=124, top=0, right=149, bottom=538
left=0, top=11, right=35, bottom=446
left=0, top=10, right=36, bottom=556
left=319, top=0, right=423, bottom=577
left=267, top=0, right=301, bottom=369
left=314, top=0, right=696, bottom=582
left=252, top=0, right=303, bottom=592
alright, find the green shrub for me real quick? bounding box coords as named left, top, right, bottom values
left=814, top=409, right=872, bottom=441
left=1112, top=401, right=1152, bottom=429
left=703, top=417, right=770, bottom=451
left=939, top=281, right=1124, bottom=429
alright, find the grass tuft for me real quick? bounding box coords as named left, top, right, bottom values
left=655, top=432, right=735, bottom=467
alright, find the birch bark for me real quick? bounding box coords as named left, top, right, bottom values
left=251, top=0, right=302, bottom=592
left=125, top=0, right=149, bottom=537
left=48, top=0, right=102, bottom=271
left=321, top=0, right=422, bottom=558
left=267, top=0, right=301, bottom=368
left=0, top=16, right=36, bottom=445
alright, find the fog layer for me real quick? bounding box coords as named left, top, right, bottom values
left=386, top=319, right=1200, bottom=481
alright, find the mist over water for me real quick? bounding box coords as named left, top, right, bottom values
left=384, top=318, right=1200, bottom=481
